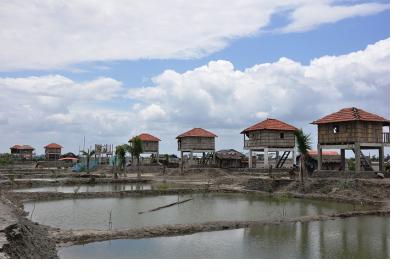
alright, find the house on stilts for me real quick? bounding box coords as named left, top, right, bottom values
left=241, top=118, right=297, bottom=168
left=312, top=107, right=390, bottom=173
left=128, top=133, right=161, bottom=162
left=44, top=143, right=63, bottom=160
left=176, top=128, right=217, bottom=167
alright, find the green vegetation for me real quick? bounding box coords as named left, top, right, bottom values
left=0, top=153, right=13, bottom=166
left=115, top=145, right=127, bottom=177
left=294, top=129, right=312, bottom=185
left=128, top=136, right=143, bottom=178
left=80, top=149, right=96, bottom=174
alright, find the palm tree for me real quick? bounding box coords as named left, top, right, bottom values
left=80, top=149, right=96, bottom=174
left=129, top=136, right=144, bottom=178
left=115, top=145, right=127, bottom=177
left=294, top=129, right=312, bottom=185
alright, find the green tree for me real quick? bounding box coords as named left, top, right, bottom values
left=80, top=149, right=96, bottom=174
left=294, top=129, right=312, bottom=185
left=115, top=145, right=127, bottom=177
left=129, top=136, right=144, bottom=178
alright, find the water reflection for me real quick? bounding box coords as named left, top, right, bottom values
left=58, top=216, right=389, bottom=259
left=25, top=193, right=369, bottom=230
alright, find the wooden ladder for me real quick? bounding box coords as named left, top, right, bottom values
left=276, top=151, right=290, bottom=168
left=353, top=150, right=373, bottom=171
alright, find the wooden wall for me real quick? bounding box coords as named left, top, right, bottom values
left=142, top=141, right=159, bottom=153
left=318, top=121, right=384, bottom=144
left=245, top=130, right=295, bottom=148
left=178, top=137, right=215, bottom=151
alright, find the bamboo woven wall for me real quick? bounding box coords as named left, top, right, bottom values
left=318, top=121, right=384, bottom=144
left=178, top=137, right=215, bottom=151
left=246, top=130, right=295, bottom=148
left=142, top=141, right=159, bottom=153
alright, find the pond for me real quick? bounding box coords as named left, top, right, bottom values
left=58, top=216, right=389, bottom=259
left=24, top=193, right=369, bottom=230
left=13, top=183, right=152, bottom=193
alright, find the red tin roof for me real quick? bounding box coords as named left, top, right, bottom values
left=176, top=128, right=217, bottom=138
left=241, top=118, right=297, bottom=134
left=44, top=143, right=63, bottom=149
left=312, top=107, right=389, bottom=125
left=129, top=133, right=161, bottom=142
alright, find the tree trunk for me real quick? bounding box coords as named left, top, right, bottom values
left=137, top=156, right=141, bottom=178
left=299, top=155, right=304, bottom=185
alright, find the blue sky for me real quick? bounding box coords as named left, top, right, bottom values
left=0, top=1, right=390, bottom=154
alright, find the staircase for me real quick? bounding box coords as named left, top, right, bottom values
left=276, top=151, right=290, bottom=168
left=352, top=150, right=373, bottom=171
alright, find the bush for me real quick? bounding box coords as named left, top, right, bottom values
left=0, top=153, right=13, bottom=165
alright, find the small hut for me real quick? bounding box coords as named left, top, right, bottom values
left=312, top=107, right=390, bottom=173
left=176, top=128, right=217, bottom=165
left=129, top=133, right=161, bottom=162
left=241, top=118, right=297, bottom=168
left=215, top=149, right=247, bottom=168
left=297, top=151, right=341, bottom=174
left=44, top=143, right=63, bottom=161
left=10, top=145, right=35, bottom=159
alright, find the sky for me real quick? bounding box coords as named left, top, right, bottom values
left=0, top=0, right=390, bottom=155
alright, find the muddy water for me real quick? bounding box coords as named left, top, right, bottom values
left=13, top=184, right=152, bottom=193
left=58, top=216, right=389, bottom=259
left=24, top=193, right=368, bottom=230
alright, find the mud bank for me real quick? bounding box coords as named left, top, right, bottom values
left=52, top=209, right=389, bottom=246
left=0, top=176, right=152, bottom=189
left=0, top=199, right=57, bottom=258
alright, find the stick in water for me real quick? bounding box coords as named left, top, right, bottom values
left=138, top=198, right=193, bottom=214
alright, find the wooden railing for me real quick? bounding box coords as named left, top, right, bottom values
left=383, top=132, right=390, bottom=144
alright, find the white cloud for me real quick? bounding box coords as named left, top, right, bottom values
left=128, top=38, right=389, bottom=150
left=0, top=38, right=389, bottom=153
left=0, top=0, right=389, bottom=71
left=279, top=2, right=389, bottom=33
left=0, top=75, right=134, bottom=152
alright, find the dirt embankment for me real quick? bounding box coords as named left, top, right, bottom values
left=0, top=198, right=57, bottom=258
left=52, top=209, right=389, bottom=246
left=1, top=218, right=57, bottom=258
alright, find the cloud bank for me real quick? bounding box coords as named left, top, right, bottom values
left=0, top=0, right=388, bottom=70
left=0, top=39, right=389, bottom=153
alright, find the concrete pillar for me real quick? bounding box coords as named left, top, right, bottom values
left=275, top=151, right=280, bottom=167
left=248, top=150, right=253, bottom=168
left=355, top=142, right=361, bottom=173
left=340, top=149, right=345, bottom=171
left=292, top=150, right=296, bottom=166
left=264, top=148, right=269, bottom=168
left=379, top=146, right=384, bottom=172
left=317, top=144, right=322, bottom=171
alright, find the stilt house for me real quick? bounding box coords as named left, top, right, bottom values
left=312, top=107, right=390, bottom=173
left=241, top=118, right=297, bottom=168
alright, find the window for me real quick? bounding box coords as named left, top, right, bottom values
left=333, top=125, right=339, bottom=134
left=280, top=132, right=284, bottom=139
